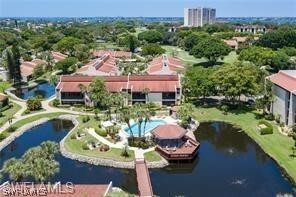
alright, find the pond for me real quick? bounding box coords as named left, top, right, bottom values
left=13, top=82, right=55, bottom=100
left=0, top=119, right=137, bottom=194
left=0, top=120, right=295, bottom=197
left=150, top=122, right=296, bottom=197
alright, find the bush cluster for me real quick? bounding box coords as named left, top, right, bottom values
left=128, top=137, right=149, bottom=149
left=82, top=115, right=90, bottom=123
left=7, top=126, right=16, bottom=133
left=258, top=120, right=273, bottom=135
left=82, top=142, right=89, bottom=150
left=100, top=144, right=110, bottom=152
left=95, top=128, right=107, bottom=137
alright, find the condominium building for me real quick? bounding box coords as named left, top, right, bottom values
left=56, top=75, right=182, bottom=106
left=235, top=25, right=267, bottom=34
left=147, top=55, right=184, bottom=75
left=184, top=7, right=216, bottom=27
left=267, top=70, right=296, bottom=126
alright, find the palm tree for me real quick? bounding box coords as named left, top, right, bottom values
left=40, top=141, right=59, bottom=160
left=143, top=107, right=152, bottom=134
left=142, top=88, right=150, bottom=103
left=2, top=158, right=26, bottom=181
left=120, top=108, right=134, bottom=139
left=31, top=157, right=59, bottom=182
left=134, top=103, right=146, bottom=138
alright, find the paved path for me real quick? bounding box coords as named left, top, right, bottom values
left=0, top=97, right=96, bottom=133
left=87, top=128, right=155, bottom=160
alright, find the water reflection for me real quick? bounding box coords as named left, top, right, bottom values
left=150, top=122, right=296, bottom=197
left=0, top=120, right=295, bottom=196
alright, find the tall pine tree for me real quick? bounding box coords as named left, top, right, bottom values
left=6, top=45, right=22, bottom=85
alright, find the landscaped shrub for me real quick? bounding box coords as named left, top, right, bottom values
left=220, top=105, right=229, bottom=115
left=292, top=125, right=296, bottom=133
left=0, top=133, right=6, bottom=141
left=7, top=126, right=16, bottom=133
left=95, top=128, right=107, bottom=137
left=82, top=115, right=90, bottom=123
left=82, top=142, right=89, bottom=150
left=100, top=144, right=110, bottom=152
left=73, top=104, right=83, bottom=108
left=121, top=145, right=130, bottom=158
left=70, top=133, right=77, bottom=140
left=258, top=120, right=273, bottom=135
left=180, top=119, right=189, bottom=129
left=26, top=97, right=42, bottom=111
left=24, top=109, right=30, bottom=114
left=275, top=114, right=281, bottom=123
left=52, top=99, right=59, bottom=107
left=0, top=112, right=2, bottom=117
left=264, top=113, right=274, bottom=121
left=128, top=137, right=149, bottom=149
left=139, top=141, right=149, bottom=149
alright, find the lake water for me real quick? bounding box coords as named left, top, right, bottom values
left=0, top=120, right=295, bottom=197
left=13, top=82, right=55, bottom=99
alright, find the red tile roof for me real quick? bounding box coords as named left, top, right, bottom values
left=20, top=59, right=46, bottom=77
left=57, top=75, right=180, bottom=93
left=0, top=94, right=8, bottom=102
left=233, top=36, right=248, bottom=43
left=0, top=183, right=110, bottom=197
left=51, top=51, right=68, bottom=62
left=147, top=55, right=184, bottom=75
left=152, top=124, right=187, bottom=139
left=93, top=50, right=132, bottom=59
left=76, top=54, right=118, bottom=76
left=223, top=39, right=238, bottom=47
left=268, top=71, right=296, bottom=92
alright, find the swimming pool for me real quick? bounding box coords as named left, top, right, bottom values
left=124, top=119, right=166, bottom=136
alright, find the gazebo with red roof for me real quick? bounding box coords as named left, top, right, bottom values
left=151, top=124, right=200, bottom=160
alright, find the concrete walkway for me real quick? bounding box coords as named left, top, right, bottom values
left=87, top=128, right=155, bottom=160
left=0, top=96, right=96, bottom=133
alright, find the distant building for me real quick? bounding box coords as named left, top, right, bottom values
left=92, top=50, right=132, bottom=59
left=76, top=54, right=118, bottom=76
left=223, top=39, right=238, bottom=50
left=51, top=51, right=68, bottom=63
left=20, top=59, right=46, bottom=82
left=147, top=55, right=184, bottom=75
left=184, top=7, right=216, bottom=27
left=235, top=25, right=267, bottom=34
left=267, top=70, right=296, bottom=126
left=0, top=67, right=9, bottom=81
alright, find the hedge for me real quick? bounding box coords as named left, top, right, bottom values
left=258, top=120, right=273, bottom=135
left=95, top=128, right=107, bottom=137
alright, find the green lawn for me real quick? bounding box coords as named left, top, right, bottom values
left=193, top=106, right=296, bottom=183
left=0, top=81, right=11, bottom=93
left=144, top=150, right=163, bottom=162
left=21, top=108, right=45, bottom=116
left=64, top=116, right=135, bottom=162
left=162, top=45, right=238, bottom=66
left=0, top=102, right=21, bottom=127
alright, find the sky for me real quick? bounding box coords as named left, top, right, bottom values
left=0, top=0, right=296, bottom=17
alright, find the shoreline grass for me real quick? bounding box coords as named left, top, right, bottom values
left=193, top=106, right=296, bottom=184
left=0, top=102, right=22, bottom=127
left=144, top=150, right=163, bottom=162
